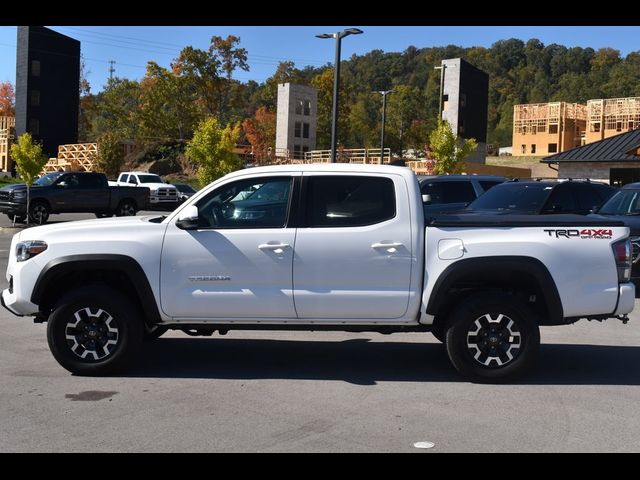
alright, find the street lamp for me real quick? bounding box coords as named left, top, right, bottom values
left=434, top=64, right=447, bottom=120
left=316, top=28, right=364, bottom=163
left=375, top=90, right=394, bottom=164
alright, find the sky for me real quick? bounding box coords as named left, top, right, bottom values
left=1, top=26, right=640, bottom=93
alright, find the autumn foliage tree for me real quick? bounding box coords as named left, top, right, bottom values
left=428, top=121, right=477, bottom=175
left=242, top=107, right=276, bottom=165
left=186, top=117, right=242, bottom=187
left=0, top=81, right=15, bottom=116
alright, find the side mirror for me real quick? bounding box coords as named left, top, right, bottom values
left=422, top=194, right=432, bottom=204
left=176, top=205, right=199, bottom=230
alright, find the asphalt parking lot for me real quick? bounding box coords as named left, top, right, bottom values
left=0, top=216, right=639, bottom=452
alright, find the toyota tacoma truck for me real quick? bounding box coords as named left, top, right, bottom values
left=1, top=165, right=635, bottom=382
left=0, top=172, right=150, bottom=224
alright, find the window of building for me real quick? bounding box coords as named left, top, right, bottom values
left=537, top=125, right=546, bottom=133
left=295, top=100, right=303, bottom=115
left=521, top=145, right=527, bottom=154
left=302, top=146, right=309, bottom=154
left=29, top=119, right=39, bottom=135
left=305, top=176, right=396, bottom=228
left=617, top=122, right=623, bottom=132
left=304, top=100, right=311, bottom=116
left=294, top=121, right=302, bottom=138
left=302, top=122, right=310, bottom=139
left=460, top=93, right=466, bottom=108
left=531, top=144, right=536, bottom=154
left=293, top=144, right=302, bottom=159
left=31, top=60, right=40, bottom=77
left=548, top=143, right=558, bottom=153
left=549, top=124, right=559, bottom=134
left=591, top=122, right=601, bottom=132
left=31, top=90, right=40, bottom=107
left=442, top=95, right=449, bottom=112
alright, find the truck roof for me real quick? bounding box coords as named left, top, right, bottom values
left=224, top=164, right=415, bottom=179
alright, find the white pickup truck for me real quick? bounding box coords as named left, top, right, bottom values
left=2, top=165, right=635, bottom=382
left=115, top=172, right=178, bottom=209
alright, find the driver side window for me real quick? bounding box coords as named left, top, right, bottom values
left=195, top=176, right=293, bottom=229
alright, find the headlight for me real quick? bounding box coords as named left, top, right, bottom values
left=11, top=190, right=26, bottom=199
left=16, top=240, right=48, bottom=262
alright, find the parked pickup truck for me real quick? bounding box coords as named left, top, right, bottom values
left=115, top=172, right=179, bottom=210
left=1, top=165, right=635, bottom=382
left=0, top=172, right=150, bottom=224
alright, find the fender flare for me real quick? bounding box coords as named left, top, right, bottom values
left=426, top=256, right=564, bottom=323
left=31, top=254, right=161, bottom=324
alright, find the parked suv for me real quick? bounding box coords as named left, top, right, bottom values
left=590, top=182, right=640, bottom=283
left=116, top=172, right=178, bottom=210
left=418, top=175, right=506, bottom=216
left=463, top=179, right=616, bottom=215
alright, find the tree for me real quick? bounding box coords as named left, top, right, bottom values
left=186, top=118, right=242, bottom=187
left=173, top=35, right=249, bottom=123
left=428, top=121, right=477, bottom=175
left=95, top=132, right=125, bottom=177
left=0, top=81, right=15, bottom=116
left=10, top=133, right=48, bottom=224
left=138, top=61, right=202, bottom=141
left=89, top=78, right=142, bottom=140
left=311, top=68, right=351, bottom=149
left=242, top=107, right=276, bottom=165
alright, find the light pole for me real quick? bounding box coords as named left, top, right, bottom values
left=316, top=28, right=363, bottom=163
left=375, top=90, right=394, bottom=163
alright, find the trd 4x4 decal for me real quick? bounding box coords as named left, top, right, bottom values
left=544, top=229, right=613, bottom=239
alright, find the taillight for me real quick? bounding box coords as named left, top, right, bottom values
left=612, top=238, right=632, bottom=283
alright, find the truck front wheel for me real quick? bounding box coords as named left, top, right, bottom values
left=116, top=200, right=137, bottom=217
left=445, top=293, right=540, bottom=383
left=46, top=286, right=143, bottom=376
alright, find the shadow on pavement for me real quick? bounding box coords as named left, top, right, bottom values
left=126, top=337, right=640, bottom=386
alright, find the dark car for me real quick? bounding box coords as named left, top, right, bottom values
left=589, top=182, right=640, bottom=283
left=418, top=174, right=506, bottom=216
left=174, top=183, right=197, bottom=203
left=463, top=179, right=617, bottom=216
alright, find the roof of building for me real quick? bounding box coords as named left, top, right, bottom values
left=542, top=129, right=640, bottom=163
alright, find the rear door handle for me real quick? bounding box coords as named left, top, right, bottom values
left=258, top=243, right=291, bottom=254
left=371, top=242, right=404, bottom=252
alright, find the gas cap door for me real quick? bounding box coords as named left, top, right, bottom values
left=438, top=238, right=465, bottom=260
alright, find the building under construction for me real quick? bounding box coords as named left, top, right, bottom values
left=512, top=102, right=586, bottom=157
left=586, top=97, right=640, bottom=144
left=0, top=116, right=15, bottom=173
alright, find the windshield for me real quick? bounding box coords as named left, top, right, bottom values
left=467, top=183, right=554, bottom=213
left=137, top=174, right=164, bottom=184
left=598, top=190, right=640, bottom=215
left=34, top=173, right=64, bottom=186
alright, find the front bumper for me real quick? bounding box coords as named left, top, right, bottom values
left=0, top=200, right=26, bottom=216
left=1, top=287, right=37, bottom=317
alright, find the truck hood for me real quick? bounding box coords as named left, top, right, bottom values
left=19, top=215, right=165, bottom=241
left=141, top=183, right=176, bottom=191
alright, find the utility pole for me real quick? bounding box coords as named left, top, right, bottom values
left=108, top=60, right=116, bottom=81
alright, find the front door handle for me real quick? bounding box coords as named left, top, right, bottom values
left=371, top=242, right=404, bottom=252
left=258, top=243, right=291, bottom=254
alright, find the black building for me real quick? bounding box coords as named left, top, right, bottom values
left=440, top=58, right=489, bottom=163
left=15, top=26, right=80, bottom=159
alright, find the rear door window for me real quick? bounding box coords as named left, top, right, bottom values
left=305, top=176, right=396, bottom=227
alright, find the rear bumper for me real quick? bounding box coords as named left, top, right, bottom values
left=615, top=283, right=635, bottom=315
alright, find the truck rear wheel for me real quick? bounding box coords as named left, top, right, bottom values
left=445, top=293, right=540, bottom=383
left=46, top=286, right=143, bottom=376
left=116, top=200, right=137, bottom=217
